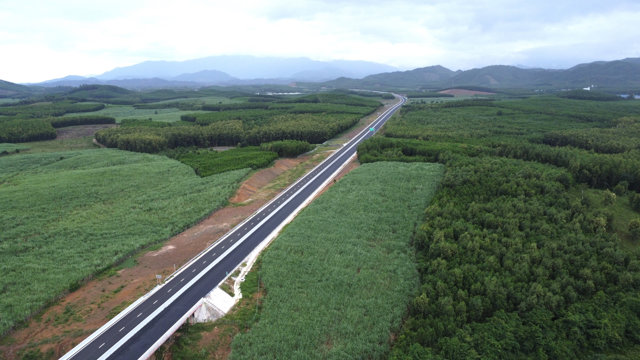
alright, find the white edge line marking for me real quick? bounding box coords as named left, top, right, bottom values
left=138, top=299, right=205, bottom=360
left=63, top=95, right=404, bottom=360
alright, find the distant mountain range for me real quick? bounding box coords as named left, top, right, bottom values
left=31, top=55, right=398, bottom=89
left=323, top=58, right=640, bottom=90
left=2, top=56, right=640, bottom=97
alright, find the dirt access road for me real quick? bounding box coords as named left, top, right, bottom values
left=0, top=99, right=396, bottom=359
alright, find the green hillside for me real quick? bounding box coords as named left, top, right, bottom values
left=322, top=58, right=640, bottom=92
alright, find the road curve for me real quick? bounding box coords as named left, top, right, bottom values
left=62, top=95, right=406, bottom=360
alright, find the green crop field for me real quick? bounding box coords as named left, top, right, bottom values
left=0, top=149, right=250, bottom=335
left=64, top=104, right=206, bottom=123
left=0, top=143, right=29, bottom=155
left=230, top=162, right=444, bottom=359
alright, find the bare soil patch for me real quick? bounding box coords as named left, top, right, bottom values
left=55, top=124, right=117, bottom=140
left=438, top=88, right=495, bottom=96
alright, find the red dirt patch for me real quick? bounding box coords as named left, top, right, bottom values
left=438, top=88, right=495, bottom=96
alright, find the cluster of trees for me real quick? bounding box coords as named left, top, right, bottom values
left=259, top=140, right=313, bottom=157
left=98, top=94, right=379, bottom=153
left=0, top=100, right=112, bottom=142
left=0, top=119, right=56, bottom=142
left=95, top=120, right=244, bottom=153
left=181, top=102, right=375, bottom=125
left=201, top=102, right=271, bottom=111
left=285, top=92, right=381, bottom=107
left=542, top=117, right=640, bottom=154
left=494, top=142, right=640, bottom=192
left=0, top=101, right=105, bottom=118
left=0, top=114, right=116, bottom=143
left=406, top=92, right=454, bottom=98
left=358, top=136, right=487, bottom=164
left=49, top=115, right=115, bottom=128
left=119, top=118, right=177, bottom=128
left=558, top=89, right=622, bottom=101
left=354, top=95, right=640, bottom=358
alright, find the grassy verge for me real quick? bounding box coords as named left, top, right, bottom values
left=230, top=162, right=444, bottom=359
left=0, top=149, right=250, bottom=335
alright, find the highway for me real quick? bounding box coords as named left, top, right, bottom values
left=62, top=95, right=406, bottom=360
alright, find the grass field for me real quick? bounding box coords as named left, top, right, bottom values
left=61, top=96, right=241, bottom=123
left=0, top=143, right=29, bottom=155
left=17, top=136, right=98, bottom=154
left=230, top=162, right=444, bottom=359
left=0, top=149, right=250, bottom=335
left=64, top=104, right=207, bottom=123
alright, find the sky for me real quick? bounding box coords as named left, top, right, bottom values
left=1, top=0, right=640, bottom=83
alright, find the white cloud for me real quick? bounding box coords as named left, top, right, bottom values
left=1, top=0, right=639, bottom=82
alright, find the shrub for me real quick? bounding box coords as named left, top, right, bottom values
left=0, top=119, right=56, bottom=142
left=629, top=219, right=640, bottom=241
left=116, top=133, right=168, bottom=153
left=49, top=115, right=115, bottom=128
left=260, top=140, right=314, bottom=157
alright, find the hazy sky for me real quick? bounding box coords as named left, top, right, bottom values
left=2, top=0, right=639, bottom=83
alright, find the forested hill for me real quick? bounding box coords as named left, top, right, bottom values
left=0, top=80, right=33, bottom=98
left=322, top=58, right=640, bottom=91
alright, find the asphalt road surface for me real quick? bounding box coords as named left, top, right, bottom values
left=62, top=95, right=406, bottom=360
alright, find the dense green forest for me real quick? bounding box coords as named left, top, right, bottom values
left=357, top=96, right=640, bottom=358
